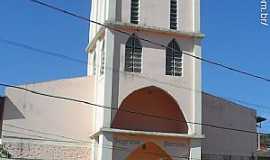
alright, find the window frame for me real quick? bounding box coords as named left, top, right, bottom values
left=130, top=0, right=140, bottom=24
left=100, top=41, right=106, bottom=76
left=125, top=34, right=143, bottom=73
left=93, top=51, right=97, bottom=76
left=166, top=39, right=183, bottom=77
left=170, top=0, right=178, bottom=30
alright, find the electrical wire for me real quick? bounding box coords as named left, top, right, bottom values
left=0, top=0, right=267, bottom=149
left=1, top=128, right=194, bottom=160
left=27, top=0, right=270, bottom=83
left=0, top=156, right=45, bottom=160
left=4, top=123, right=90, bottom=143
left=2, top=124, right=260, bottom=159
left=1, top=129, right=89, bottom=144
left=1, top=125, right=260, bottom=159
left=1, top=37, right=270, bottom=115
left=0, top=38, right=86, bottom=65
left=0, top=128, right=258, bottom=160
left=0, top=137, right=258, bottom=160
left=0, top=153, right=88, bottom=160
left=0, top=82, right=266, bottom=136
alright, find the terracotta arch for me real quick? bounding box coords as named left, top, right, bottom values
left=126, top=142, right=172, bottom=160
left=112, top=86, right=188, bottom=133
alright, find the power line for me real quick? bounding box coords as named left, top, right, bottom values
left=0, top=149, right=89, bottom=160
left=0, top=82, right=266, bottom=136
left=0, top=125, right=259, bottom=160
left=2, top=135, right=86, bottom=144
left=1, top=127, right=196, bottom=160
left=0, top=156, right=45, bottom=160
left=3, top=123, right=90, bottom=143
left=1, top=129, right=89, bottom=144
left=0, top=0, right=267, bottom=143
left=0, top=138, right=211, bottom=160
left=219, top=95, right=270, bottom=113
left=27, top=0, right=270, bottom=83
left=0, top=139, right=196, bottom=160
left=2, top=37, right=270, bottom=115
left=0, top=38, right=86, bottom=65
left=0, top=125, right=261, bottom=159
left=0, top=37, right=192, bottom=92
left=1, top=122, right=261, bottom=159
left=0, top=39, right=267, bottom=135
left=0, top=155, right=88, bottom=160
left=2, top=130, right=193, bottom=160
left=1, top=135, right=258, bottom=160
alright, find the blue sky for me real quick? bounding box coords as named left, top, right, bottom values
left=0, top=0, right=269, bottom=132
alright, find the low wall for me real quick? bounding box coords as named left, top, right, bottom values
left=2, top=141, right=91, bottom=160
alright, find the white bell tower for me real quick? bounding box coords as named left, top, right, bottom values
left=86, top=0, right=203, bottom=159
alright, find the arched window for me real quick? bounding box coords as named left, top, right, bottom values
left=166, top=39, right=182, bottom=76
left=131, top=0, right=139, bottom=24
left=170, top=0, right=177, bottom=30
left=125, top=34, right=142, bottom=73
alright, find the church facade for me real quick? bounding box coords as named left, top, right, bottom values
left=87, top=0, right=203, bottom=160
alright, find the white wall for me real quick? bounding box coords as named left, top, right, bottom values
left=111, top=30, right=201, bottom=135
left=3, top=76, right=96, bottom=142
left=87, top=0, right=202, bottom=159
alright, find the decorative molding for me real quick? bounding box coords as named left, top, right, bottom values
left=105, top=21, right=205, bottom=39
left=86, top=21, right=205, bottom=54
left=86, top=27, right=106, bottom=54
left=90, top=128, right=204, bottom=139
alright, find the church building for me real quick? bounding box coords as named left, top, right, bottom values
left=0, top=0, right=258, bottom=160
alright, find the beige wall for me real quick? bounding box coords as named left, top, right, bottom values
left=87, top=28, right=202, bottom=159
left=87, top=0, right=202, bottom=159
left=112, top=30, right=200, bottom=135
left=202, top=92, right=257, bottom=158
left=3, top=76, right=96, bottom=142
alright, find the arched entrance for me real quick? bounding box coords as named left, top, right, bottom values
left=112, top=86, right=188, bottom=133
left=127, top=142, right=172, bottom=160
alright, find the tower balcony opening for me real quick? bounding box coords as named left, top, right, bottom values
left=111, top=86, right=188, bottom=134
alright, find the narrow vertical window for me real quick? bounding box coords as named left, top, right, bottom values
left=170, top=0, right=177, bottom=30
left=166, top=39, right=182, bottom=76
left=125, top=34, right=142, bottom=73
left=100, top=41, right=105, bottom=75
left=131, top=0, right=139, bottom=24
left=93, top=52, right=97, bottom=76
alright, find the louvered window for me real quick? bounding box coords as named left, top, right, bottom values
left=93, top=52, right=97, bottom=75
left=125, top=34, right=142, bottom=73
left=131, top=0, right=139, bottom=24
left=166, top=39, right=182, bottom=76
left=100, top=41, right=105, bottom=75
left=170, top=0, right=177, bottom=30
